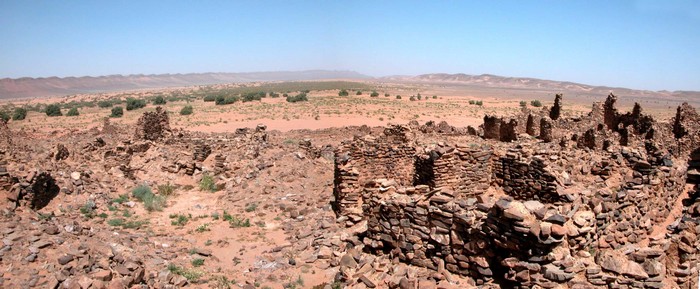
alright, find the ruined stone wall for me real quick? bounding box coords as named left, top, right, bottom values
left=592, top=147, right=687, bottom=249
left=334, top=126, right=417, bottom=225
left=493, top=148, right=564, bottom=203
left=416, top=144, right=493, bottom=198
left=361, top=182, right=601, bottom=288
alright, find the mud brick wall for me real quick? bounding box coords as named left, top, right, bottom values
left=493, top=148, right=563, bottom=203
left=334, top=127, right=417, bottom=225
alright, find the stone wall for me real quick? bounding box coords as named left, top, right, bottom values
left=415, top=144, right=493, bottom=198
left=493, top=147, right=565, bottom=204
left=333, top=126, right=417, bottom=225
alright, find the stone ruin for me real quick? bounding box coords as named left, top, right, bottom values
left=333, top=94, right=700, bottom=288
left=135, top=106, right=171, bottom=141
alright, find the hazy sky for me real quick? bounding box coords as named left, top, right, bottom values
left=1, top=1, right=698, bottom=91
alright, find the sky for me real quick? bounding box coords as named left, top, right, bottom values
left=1, top=1, right=699, bottom=91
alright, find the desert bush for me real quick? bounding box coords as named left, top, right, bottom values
left=203, top=95, right=217, bottom=102
left=468, top=100, right=476, bottom=105
left=126, top=98, right=146, bottom=111
left=157, top=183, right=176, bottom=196
left=215, top=95, right=239, bottom=105
left=530, top=100, right=543, bottom=107
left=180, top=105, right=193, bottom=115
left=12, top=108, right=27, bottom=120
left=417, top=93, right=422, bottom=100
left=385, top=93, right=390, bottom=97
left=520, top=100, right=527, bottom=107
left=269, top=92, right=280, bottom=98
left=153, top=95, right=166, bottom=105
left=110, top=106, right=124, bottom=117
left=45, top=104, right=62, bottom=116
left=98, top=100, right=114, bottom=108
left=66, top=107, right=80, bottom=116
left=356, top=90, right=362, bottom=95
left=432, top=95, right=437, bottom=99
left=286, top=93, right=308, bottom=103
left=199, top=173, right=217, bottom=192
left=409, top=96, right=416, bottom=101
left=476, top=100, right=483, bottom=106
left=338, top=89, right=349, bottom=96
left=0, top=111, right=10, bottom=122
left=370, top=91, right=379, bottom=97
left=242, top=91, right=265, bottom=102
left=396, top=95, right=401, bottom=99
left=132, top=184, right=165, bottom=212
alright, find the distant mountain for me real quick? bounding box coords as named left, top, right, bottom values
left=384, top=73, right=700, bottom=104
left=0, top=70, right=371, bottom=99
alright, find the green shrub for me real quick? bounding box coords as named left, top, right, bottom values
left=282, top=93, right=288, bottom=98
left=468, top=100, right=476, bottom=105
left=385, top=93, right=391, bottom=97
left=530, top=100, right=542, bottom=107
left=409, top=96, right=416, bottom=101
left=370, top=91, right=379, bottom=97
left=396, top=95, right=401, bottom=99
left=66, top=107, right=80, bottom=116
left=520, top=100, right=527, bottom=107
left=338, top=89, right=349, bottom=96
left=199, top=174, right=217, bottom=192
left=157, top=183, right=176, bottom=196
left=269, top=92, right=280, bottom=98
left=153, top=96, right=166, bottom=105
left=12, top=108, right=27, bottom=120
left=110, top=106, right=124, bottom=117
left=191, top=258, right=205, bottom=267
left=126, top=98, right=146, bottom=111
left=98, top=100, right=114, bottom=108
left=132, top=185, right=165, bottom=212
left=417, top=93, right=422, bottom=100
left=215, top=95, right=239, bottom=105
left=170, top=214, right=190, bottom=226
left=167, top=264, right=203, bottom=282
left=432, top=95, right=437, bottom=99
left=203, top=95, right=217, bottom=102
left=286, top=93, right=308, bottom=103
left=45, top=104, right=62, bottom=116
left=180, top=105, right=193, bottom=115
left=0, top=111, right=9, bottom=122
left=242, top=91, right=266, bottom=102
left=476, top=100, right=483, bottom=106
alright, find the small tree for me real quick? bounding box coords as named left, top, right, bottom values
left=110, top=106, right=124, bottom=118
left=12, top=107, right=27, bottom=120
left=530, top=100, right=543, bottom=107
left=338, top=89, right=349, bottom=96
left=180, top=105, right=193, bottom=115
left=45, top=104, right=62, bottom=116
left=370, top=91, right=379, bottom=97
left=153, top=96, right=166, bottom=105
left=66, top=107, right=80, bottom=116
